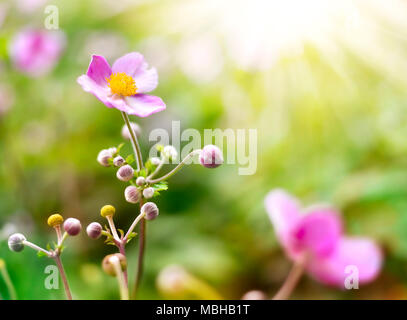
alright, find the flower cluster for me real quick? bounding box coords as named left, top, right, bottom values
left=8, top=213, right=82, bottom=300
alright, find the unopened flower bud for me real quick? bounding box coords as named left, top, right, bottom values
left=113, top=156, right=125, bottom=167
left=116, top=164, right=134, bottom=181
left=121, top=122, right=141, bottom=140
left=162, top=145, right=178, bottom=161
left=136, top=176, right=146, bottom=186
left=199, top=145, right=223, bottom=168
left=102, top=253, right=127, bottom=277
left=150, top=157, right=161, bottom=166
left=63, top=218, right=82, bottom=236
left=87, top=222, right=102, bottom=239
left=241, top=290, right=267, bottom=300
left=100, top=205, right=115, bottom=218
left=107, top=147, right=117, bottom=156
left=124, top=186, right=141, bottom=204
left=142, top=202, right=159, bottom=220
left=97, top=149, right=112, bottom=167
left=47, top=214, right=64, bottom=227
left=8, top=233, right=26, bottom=252
left=143, top=187, right=155, bottom=199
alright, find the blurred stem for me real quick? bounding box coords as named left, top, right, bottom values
left=121, top=111, right=143, bottom=171
left=272, top=256, right=306, bottom=300
left=54, top=255, right=72, bottom=300
left=132, top=199, right=146, bottom=299
left=0, top=264, right=17, bottom=300
left=147, top=150, right=201, bottom=184
left=147, top=158, right=164, bottom=180
left=111, top=256, right=129, bottom=300
left=186, top=276, right=223, bottom=300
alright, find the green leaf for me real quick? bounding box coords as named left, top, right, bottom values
left=116, top=143, right=125, bottom=154
left=125, top=154, right=134, bottom=165
left=155, top=144, right=164, bottom=152
left=117, top=229, right=124, bottom=238
left=126, top=232, right=138, bottom=244
left=152, top=181, right=168, bottom=192
left=46, top=243, right=52, bottom=251
left=37, top=251, right=48, bottom=258
left=145, top=159, right=157, bottom=173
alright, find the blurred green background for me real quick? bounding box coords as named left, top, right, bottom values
left=1, top=0, right=407, bottom=299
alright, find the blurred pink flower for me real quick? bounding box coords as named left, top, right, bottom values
left=9, top=29, right=65, bottom=77
left=77, top=53, right=165, bottom=117
left=265, top=189, right=382, bottom=288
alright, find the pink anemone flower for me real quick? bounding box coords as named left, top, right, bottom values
left=9, top=29, right=65, bottom=77
left=77, top=53, right=165, bottom=117
left=265, top=189, right=382, bottom=288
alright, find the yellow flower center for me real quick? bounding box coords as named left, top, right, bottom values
left=106, top=72, right=137, bottom=96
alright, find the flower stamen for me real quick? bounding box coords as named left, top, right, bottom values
left=107, top=72, right=137, bottom=96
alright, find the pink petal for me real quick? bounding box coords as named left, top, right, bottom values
left=86, top=55, right=112, bottom=86
left=112, top=52, right=158, bottom=93
left=112, top=52, right=144, bottom=77
left=133, top=63, right=158, bottom=93
left=307, top=237, right=383, bottom=288
left=120, top=94, right=166, bottom=117
left=77, top=75, right=114, bottom=108
left=293, top=208, right=342, bottom=258
left=265, top=189, right=301, bottom=259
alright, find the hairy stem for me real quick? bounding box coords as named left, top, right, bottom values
left=147, top=150, right=201, bottom=184
left=54, top=255, right=72, bottom=300
left=121, top=111, right=143, bottom=171
left=22, top=240, right=51, bottom=256
left=124, top=211, right=145, bottom=242
left=106, top=215, right=120, bottom=241
left=272, top=257, right=306, bottom=300
left=0, top=265, right=17, bottom=300
left=146, top=158, right=164, bottom=180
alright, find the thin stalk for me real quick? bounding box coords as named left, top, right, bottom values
left=106, top=215, right=120, bottom=241
left=54, top=255, right=72, bottom=300
left=22, top=240, right=51, bottom=256
left=117, top=242, right=128, bottom=287
left=132, top=199, right=146, bottom=299
left=124, top=211, right=145, bottom=242
left=54, top=225, right=63, bottom=245
left=111, top=256, right=129, bottom=300
left=146, top=158, right=164, bottom=180
left=121, top=111, right=143, bottom=171
left=0, top=265, right=17, bottom=300
left=272, top=257, right=306, bottom=300
left=147, top=150, right=201, bottom=184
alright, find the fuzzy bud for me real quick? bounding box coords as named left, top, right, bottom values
left=121, top=122, right=141, bottom=140
left=8, top=233, right=26, bottom=252
left=136, top=176, right=146, bottom=186
left=124, top=186, right=141, bottom=204
left=116, top=164, right=134, bottom=181
left=142, top=202, right=159, bottom=220
left=162, top=145, right=178, bottom=161
left=143, top=187, right=155, bottom=199
left=199, top=145, right=223, bottom=168
left=97, top=149, right=112, bottom=167
left=47, top=214, right=64, bottom=227
left=87, top=222, right=102, bottom=239
left=102, top=253, right=127, bottom=277
left=150, top=157, right=161, bottom=166
left=113, top=156, right=125, bottom=167
left=100, top=205, right=115, bottom=218
left=63, top=218, right=82, bottom=236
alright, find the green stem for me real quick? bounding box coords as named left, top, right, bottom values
left=147, top=150, right=201, bottom=184
left=121, top=111, right=143, bottom=171
left=0, top=265, right=17, bottom=300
